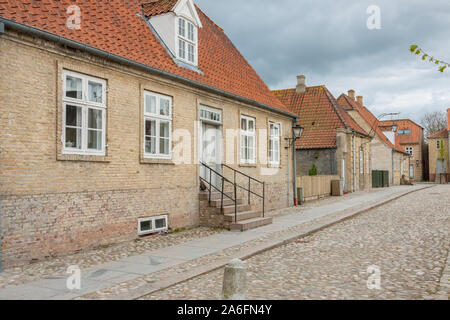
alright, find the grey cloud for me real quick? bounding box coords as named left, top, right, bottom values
left=196, top=0, right=450, bottom=122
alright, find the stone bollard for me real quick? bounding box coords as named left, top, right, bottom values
left=222, top=258, right=247, bottom=300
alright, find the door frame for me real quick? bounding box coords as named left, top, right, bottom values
left=199, top=105, right=223, bottom=189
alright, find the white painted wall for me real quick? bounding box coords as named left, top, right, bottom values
left=150, top=13, right=176, bottom=56
left=383, top=131, right=395, bottom=146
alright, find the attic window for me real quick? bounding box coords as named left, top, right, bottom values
left=177, top=17, right=197, bottom=65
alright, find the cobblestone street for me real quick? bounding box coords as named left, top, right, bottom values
left=143, top=185, right=450, bottom=300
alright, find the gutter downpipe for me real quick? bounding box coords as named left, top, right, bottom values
left=352, top=133, right=356, bottom=192
left=392, top=149, right=394, bottom=186
left=0, top=17, right=298, bottom=120
left=293, top=119, right=298, bottom=206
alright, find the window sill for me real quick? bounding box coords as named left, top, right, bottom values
left=267, top=163, right=282, bottom=169
left=57, top=154, right=110, bottom=163
left=239, top=163, right=257, bottom=168
left=140, top=158, right=175, bottom=165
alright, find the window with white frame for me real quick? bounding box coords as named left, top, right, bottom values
left=360, top=150, right=364, bottom=174
left=177, top=17, right=197, bottom=65
left=406, top=147, right=413, bottom=156
left=437, top=140, right=441, bottom=149
left=366, top=151, right=370, bottom=173
left=138, top=215, right=168, bottom=236
left=62, top=70, right=106, bottom=155
left=143, top=91, right=172, bottom=159
left=240, top=115, right=256, bottom=164
left=269, top=122, right=281, bottom=165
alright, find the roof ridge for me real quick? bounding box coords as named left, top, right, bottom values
left=428, top=128, right=449, bottom=139
left=322, top=87, right=348, bottom=129
left=380, top=119, right=424, bottom=129
left=194, top=5, right=223, bottom=32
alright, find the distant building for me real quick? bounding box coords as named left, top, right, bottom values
left=273, top=76, right=372, bottom=194
left=338, top=91, right=411, bottom=186
left=428, top=109, right=450, bottom=183
left=379, top=120, right=425, bottom=182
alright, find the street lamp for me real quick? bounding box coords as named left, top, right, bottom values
left=392, top=123, right=398, bottom=133
left=293, top=124, right=304, bottom=140
left=286, top=124, right=304, bottom=148
left=288, top=123, right=304, bottom=207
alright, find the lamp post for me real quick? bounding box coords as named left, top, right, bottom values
left=392, top=123, right=398, bottom=133
left=287, top=123, right=304, bottom=206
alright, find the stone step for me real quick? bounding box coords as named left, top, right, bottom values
left=199, top=191, right=234, bottom=201
left=216, top=204, right=252, bottom=215
left=224, top=210, right=261, bottom=222
left=210, top=198, right=244, bottom=207
left=230, top=217, right=273, bottom=232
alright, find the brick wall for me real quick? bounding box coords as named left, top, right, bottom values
left=401, top=143, right=423, bottom=181
left=0, top=31, right=294, bottom=267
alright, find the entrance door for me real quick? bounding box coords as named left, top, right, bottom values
left=200, top=122, right=222, bottom=190
left=409, top=164, right=414, bottom=179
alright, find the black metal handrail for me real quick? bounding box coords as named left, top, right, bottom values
left=200, top=162, right=266, bottom=222
left=200, top=162, right=238, bottom=222
left=221, top=164, right=265, bottom=218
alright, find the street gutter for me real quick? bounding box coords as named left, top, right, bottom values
left=105, top=184, right=435, bottom=300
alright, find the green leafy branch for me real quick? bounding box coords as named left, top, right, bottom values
left=409, top=45, right=449, bottom=73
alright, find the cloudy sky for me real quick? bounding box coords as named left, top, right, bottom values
left=196, top=0, right=450, bottom=123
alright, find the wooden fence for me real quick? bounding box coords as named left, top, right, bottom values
left=297, top=175, right=340, bottom=202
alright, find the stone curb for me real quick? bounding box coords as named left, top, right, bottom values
left=102, top=185, right=435, bottom=300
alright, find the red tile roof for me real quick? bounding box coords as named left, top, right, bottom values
left=142, top=0, right=178, bottom=16
left=428, top=128, right=448, bottom=139
left=272, top=86, right=368, bottom=149
left=0, top=0, right=292, bottom=116
left=338, top=94, right=409, bottom=155
left=379, top=119, right=424, bottom=145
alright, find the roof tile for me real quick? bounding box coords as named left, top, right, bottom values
left=337, top=94, right=409, bottom=154
left=273, top=86, right=368, bottom=149
left=0, top=0, right=290, bottom=115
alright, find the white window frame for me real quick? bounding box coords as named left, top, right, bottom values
left=138, top=215, right=168, bottom=236
left=200, top=105, right=222, bottom=125
left=437, top=140, right=441, bottom=150
left=62, top=70, right=107, bottom=156
left=143, top=91, right=173, bottom=160
left=360, top=150, right=364, bottom=174
left=366, top=151, right=370, bottom=173
left=240, top=115, right=256, bottom=164
left=268, top=122, right=281, bottom=165
left=406, top=147, right=413, bottom=156
left=176, top=17, right=198, bottom=65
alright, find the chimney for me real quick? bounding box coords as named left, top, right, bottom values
left=356, top=96, right=363, bottom=106
left=296, top=75, right=306, bottom=94
left=348, top=90, right=355, bottom=101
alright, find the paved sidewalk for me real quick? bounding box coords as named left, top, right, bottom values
left=0, top=185, right=431, bottom=300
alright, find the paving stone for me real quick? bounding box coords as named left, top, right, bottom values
left=140, top=185, right=449, bottom=300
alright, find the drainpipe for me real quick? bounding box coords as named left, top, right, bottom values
left=391, top=150, right=394, bottom=186
left=352, top=134, right=356, bottom=192
left=293, top=119, right=298, bottom=206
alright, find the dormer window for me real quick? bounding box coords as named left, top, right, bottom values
left=177, top=17, right=197, bottom=64
left=147, top=0, right=202, bottom=69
